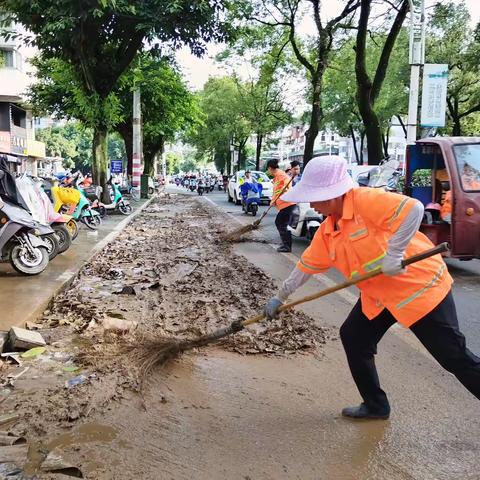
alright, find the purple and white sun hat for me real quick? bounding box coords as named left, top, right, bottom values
left=282, top=155, right=356, bottom=203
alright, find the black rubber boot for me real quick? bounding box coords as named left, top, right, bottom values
left=341, top=403, right=390, bottom=420
left=277, top=245, right=291, bottom=253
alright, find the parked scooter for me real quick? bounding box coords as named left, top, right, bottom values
left=51, top=184, right=101, bottom=230
left=0, top=173, right=50, bottom=275
left=101, top=179, right=132, bottom=215
left=16, top=176, right=73, bottom=256
left=289, top=203, right=324, bottom=242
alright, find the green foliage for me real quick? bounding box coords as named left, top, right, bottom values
left=36, top=124, right=91, bottom=170
left=165, top=152, right=182, bottom=174
left=426, top=1, right=480, bottom=135
left=36, top=123, right=126, bottom=171
left=187, top=76, right=252, bottom=172
left=115, top=52, right=201, bottom=175
left=324, top=30, right=409, bottom=138
left=4, top=0, right=230, bottom=196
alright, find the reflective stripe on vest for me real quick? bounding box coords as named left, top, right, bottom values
left=388, top=197, right=409, bottom=226
left=396, top=264, right=446, bottom=309
left=299, top=258, right=327, bottom=273
left=363, top=252, right=386, bottom=272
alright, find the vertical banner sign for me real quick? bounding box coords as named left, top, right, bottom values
left=420, top=64, right=449, bottom=127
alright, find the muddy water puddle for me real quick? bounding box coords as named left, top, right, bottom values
left=83, top=350, right=411, bottom=480
left=24, top=423, right=117, bottom=476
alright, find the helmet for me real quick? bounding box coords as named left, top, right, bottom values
left=425, top=202, right=441, bottom=211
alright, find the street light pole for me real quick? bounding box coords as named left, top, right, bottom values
left=406, top=0, right=426, bottom=144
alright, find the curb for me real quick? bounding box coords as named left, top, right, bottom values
left=24, top=196, right=156, bottom=326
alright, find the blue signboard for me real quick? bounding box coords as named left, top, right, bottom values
left=110, top=160, right=123, bottom=173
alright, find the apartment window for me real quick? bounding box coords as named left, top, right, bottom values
left=11, top=105, right=26, bottom=128
left=321, top=134, right=326, bottom=142
left=331, top=135, right=335, bottom=142
left=0, top=49, right=14, bottom=67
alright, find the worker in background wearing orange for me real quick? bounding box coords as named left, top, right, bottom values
left=264, top=156, right=480, bottom=419
left=266, top=159, right=299, bottom=253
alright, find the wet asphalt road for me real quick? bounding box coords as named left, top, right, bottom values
left=175, top=185, right=480, bottom=355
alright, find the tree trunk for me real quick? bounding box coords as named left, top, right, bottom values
left=360, top=131, right=365, bottom=165
left=303, top=77, right=322, bottom=166
left=355, top=0, right=408, bottom=165
left=144, top=137, right=164, bottom=177
left=452, top=117, right=462, bottom=136
left=350, top=125, right=360, bottom=164
left=92, top=126, right=110, bottom=203
left=255, top=133, right=263, bottom=170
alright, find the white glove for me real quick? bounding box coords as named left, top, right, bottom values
left=381, top=253, right=405, bottom=276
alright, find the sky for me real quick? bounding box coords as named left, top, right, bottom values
left=176, top=0, right=480, bottom=91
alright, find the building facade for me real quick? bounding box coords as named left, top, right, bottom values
left=0, top=22, right=46, bottom=175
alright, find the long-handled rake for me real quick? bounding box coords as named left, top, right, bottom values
left=221, top=175, right=295, bottom=242
left=137, top=243, right=449, bottom=383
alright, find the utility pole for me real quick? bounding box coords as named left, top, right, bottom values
left=132, top=88, right=142, bottom=194
left=406, top=0, right=426, bottom=144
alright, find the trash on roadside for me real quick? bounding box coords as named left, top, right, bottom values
left=63, top=366, right=80, bottom=373
left=25, top=321, right=43, bottom=330
left=101, top=317, right=137, bottom=334
left=20, top=347, right=47, bottom=359
left=0, top=433, right=26, bottom=446
left=40, top=450, right=84, bottom=478
left=9, top=327, right=46, bottom=350
left=6, top=367, right=29, bottom=381
left=0, top=353, right=22, bottom=366
left=0, top=332, right=8, bottom=353
left=114, top=285, right=137, bottom=295
left=65, top=375, right=87, bottom=388
left=0, top=413, right=20, bottom=426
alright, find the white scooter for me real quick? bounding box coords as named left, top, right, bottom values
left=289, top=203, right=323, bottom=242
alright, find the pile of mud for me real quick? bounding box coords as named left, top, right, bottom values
left=3, top=195, right=330, bottom=440
left=42, top=196, right=328, bottom=356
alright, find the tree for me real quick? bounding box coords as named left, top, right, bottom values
left=165, top=152, right=182, bottom=175
left=3, top=0, right=229, bottom=199
left=115, top=53, right=201, bottom=177
left=354, top=0, right=409, bottom=165
left=427, top=1, right=480, bottom=136
left=188, top=77, right=253, bottom=173
left=242, top=0, right=360, bottom=165
left=324, top=30, right=409, bottom=163
left=218, top=25, right=293, bottom=169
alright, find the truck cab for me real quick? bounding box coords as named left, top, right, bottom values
left=406, top=137, right=480, bottom=260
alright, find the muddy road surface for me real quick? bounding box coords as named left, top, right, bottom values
left=1, top=194, right=479, bottom=479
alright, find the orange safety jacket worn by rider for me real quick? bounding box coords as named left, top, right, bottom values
left=440, top=190, right=452, bottom=221
left=297, top=188, right=452, bottom=327
left=271, top=170, right=294, bottom=211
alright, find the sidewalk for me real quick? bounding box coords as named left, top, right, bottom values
left=0, top=198, right=151, bottom=331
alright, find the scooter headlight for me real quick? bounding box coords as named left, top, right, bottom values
left=33, top=229, right=41, bottom=236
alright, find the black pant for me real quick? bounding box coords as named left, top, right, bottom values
left=339, top=292, right=480, bottom=413
left=275, top=205, right=299, bottom=249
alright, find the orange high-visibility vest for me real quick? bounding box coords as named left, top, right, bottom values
left=271, top=170, right=294, bottom=211
left=297, top=188, right=452, bottom=327
left=440, top=190, right=452, bottom=221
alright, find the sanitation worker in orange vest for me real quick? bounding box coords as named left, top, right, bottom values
left=266, top=159, right=299, bottom=253
left=264, top=156, right=480, bottom=419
